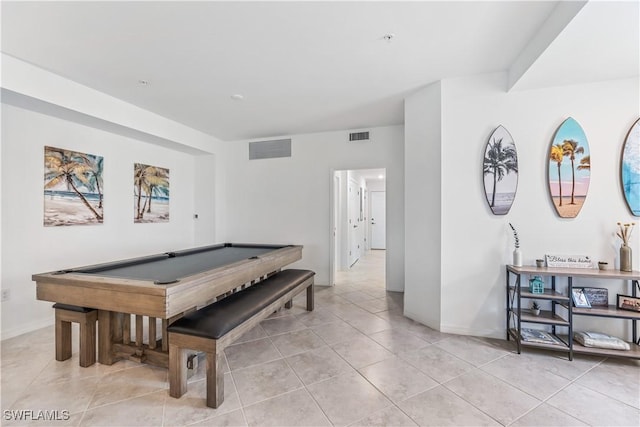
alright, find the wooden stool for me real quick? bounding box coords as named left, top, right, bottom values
left=53, top=303, right=98, bottom=367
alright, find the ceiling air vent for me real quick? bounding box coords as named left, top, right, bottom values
left=349, top=131, right=370, bottom=142
left=249, top=139, right=291, bottom=160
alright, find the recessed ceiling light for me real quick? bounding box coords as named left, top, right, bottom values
left=231, top=94, right=244, bottom=101
left=378, top=175, right=384, bottom=179
left=137, top=79, right=151, bottom=86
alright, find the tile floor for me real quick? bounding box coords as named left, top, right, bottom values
left=2, top=250, right=639, bottom=426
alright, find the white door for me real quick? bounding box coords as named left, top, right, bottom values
left=333, top=175, right=340, bottom=282
left=348, top=179, right=361, bottom=266
left=370, top=191, right=386, bottom=249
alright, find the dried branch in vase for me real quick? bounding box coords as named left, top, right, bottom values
left=509, top=223, right=520, bottom=249
left=617, top=222, right=635, bottom=246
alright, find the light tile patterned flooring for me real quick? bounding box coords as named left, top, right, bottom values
left=2, top=250, right=639, bottom=426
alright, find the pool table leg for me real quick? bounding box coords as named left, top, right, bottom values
left=98, top=310, right=114, bottom=365
left=98, top=310, right=126, bottom=365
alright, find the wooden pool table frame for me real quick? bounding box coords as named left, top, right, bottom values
left=32, top=244, right=302, bottom=367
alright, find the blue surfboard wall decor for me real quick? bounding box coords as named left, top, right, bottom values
left=622, top=118, right=640, bottom=216
left=483, top=125, right=518, bottom=215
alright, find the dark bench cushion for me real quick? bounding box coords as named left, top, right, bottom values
left=167, top=269, right=314, bottom=340
left=52, top=303, right=96, bottom=313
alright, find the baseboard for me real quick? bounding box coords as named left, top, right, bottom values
left=385, top=283, right=404, bottom=292
left=403, top=308, right=440, bottom=331
left=440, top=323, right=504, bottom=340
left=398, top=313, right=505, bottom=340
left=0, top=317, right=53, bottom=341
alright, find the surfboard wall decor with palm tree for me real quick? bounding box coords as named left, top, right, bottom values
left=548, top=118, right=590, bottom=218
left=622, top=118, right=640, bottom=216
left=134, top=163, right=170, bottom=223
left=44, top=146, right=104, bottom=226
left=483, top=125, right=518, bottom=215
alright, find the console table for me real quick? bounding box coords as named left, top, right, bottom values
left=506, top=265, right=640, bottom=360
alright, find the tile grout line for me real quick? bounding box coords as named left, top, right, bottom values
left=263, top=286, right=393, bottom=424
left=263, top=318, right=334, bottom=426
left=224, top=351, right=251, bottom=427
left=160, top=386, right=168, bottom=427
left=320, top=297, right=402, bottom=425
left=438, top=379, right=513, bottom=427
left=541, top=355, right=640, bottom=417
left=432, top=348, right=537, bottom=427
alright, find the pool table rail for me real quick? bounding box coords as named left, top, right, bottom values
left=32, top=244, right=303, bottom=319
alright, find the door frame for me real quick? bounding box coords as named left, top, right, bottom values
left=347, top=176, right=361, bottom=268
left=331, top=174, right=340, bottom=285
left=329, top=170, right=337, bottom=286
left=329, top=167, right=387, bottom=288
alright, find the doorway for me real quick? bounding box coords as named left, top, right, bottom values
left=330, top=168, right=386, bottom=288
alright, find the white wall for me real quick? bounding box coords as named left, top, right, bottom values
left=193, top=154, right=217, bottom=245
left=220, top=126, right=405, bottom=291
left=0, top=105, right=204, bottom=339
left=404, top=81, right=443, bottom=329
left=436, top=73, right=639, bottom=338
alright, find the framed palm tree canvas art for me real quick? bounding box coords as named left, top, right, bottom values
left=548, top=117, right=590, bottom=218
left=44, top=146, right=104, bottom=226
left=483, top=125, right=518, bottom=215
left=134, top=163, right=170, bottom=223
left=621, top=118, right=640, bottom=216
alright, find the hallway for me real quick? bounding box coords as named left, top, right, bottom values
left=335, top=249, right=386, bottom=288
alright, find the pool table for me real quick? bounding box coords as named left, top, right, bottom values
left=33, top=243, right=302, bottom=366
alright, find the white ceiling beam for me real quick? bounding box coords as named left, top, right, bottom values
left=507, top=0, right=587, bottom=92
left=0, top=53, right=222, bottom=154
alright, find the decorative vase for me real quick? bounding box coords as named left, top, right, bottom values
left=532, top=309, right=540, bottom=316
left=513, top=248, right=522, bottom=267
left=620, top=244, right=632, bottom=272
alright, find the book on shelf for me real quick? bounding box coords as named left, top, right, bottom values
left=520, top=328, right=564, bottom=346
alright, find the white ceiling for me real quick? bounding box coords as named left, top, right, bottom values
left=511, top=1, right=640, bottom=91
left=2, top=1, right=638, bottom=142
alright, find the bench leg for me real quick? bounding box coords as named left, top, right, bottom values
left=206, top=349, right=225, bottom=408
left=55, top=317, right=72, bottom=362
left=169, top=343, right=188, bottom=399
left=306, top=282, right=314, bottom=311
left=79, top=312, right=97, bottom=367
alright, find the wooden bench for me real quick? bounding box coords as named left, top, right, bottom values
left=167, top=269, right=315, bottom=408
left=53, top=303, right=98, bottom=367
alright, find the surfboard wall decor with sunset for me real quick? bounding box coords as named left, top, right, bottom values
left=483, top=125, right=518, bottom=215
left=622, top=118, right=640, bottom=216
left=548, top=118, right=590, bottom=218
